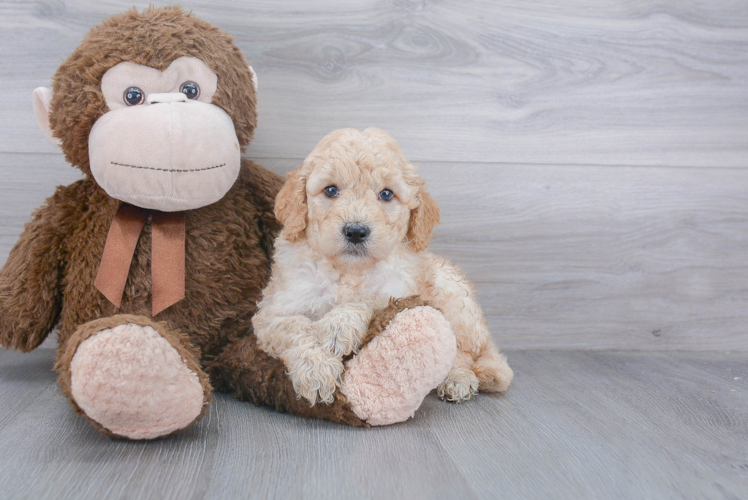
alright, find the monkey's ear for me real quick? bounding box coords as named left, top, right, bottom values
left=407, top=187, right=440, bottom=252
left=275, top=170, right=308, bottom=242
left=248, top=66, right=258, bottom=93
left=32, top=87, right=61, bottom=148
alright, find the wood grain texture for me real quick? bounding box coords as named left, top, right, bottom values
left=425, top=350, right=748, bottom=500
left=3, top=153, right=746, bottom=351
left=1, top=0, right=747, bottom=166
left=423, top=162, right=748, bottom=351
left=0, top=348, right=745, bottom=500
left=1, top=3, right=746, bottom=498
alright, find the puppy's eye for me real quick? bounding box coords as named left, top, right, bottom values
left=379, top=189, right=394, bottom=202
left=179, top=81, right=200, bottom=100
left=323, top=185, right=339, bottom=198
left=123, top=87, right=145, bottom=106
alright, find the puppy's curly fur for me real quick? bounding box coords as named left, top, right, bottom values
left=253, top=128, right=513, bottom=405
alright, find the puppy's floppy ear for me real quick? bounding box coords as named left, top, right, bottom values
left=407, top=186, right=440, bottom=252
left=275, top=170, right=308, bottom=242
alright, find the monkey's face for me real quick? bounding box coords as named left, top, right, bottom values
left=87, top=57, right=241, bottom=212
left=33, top=7, right=259, bottom=211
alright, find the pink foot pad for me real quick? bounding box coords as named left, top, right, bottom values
left=70, top=323, right=205, bottom=439
left=341, top=306, right=457, bottom=426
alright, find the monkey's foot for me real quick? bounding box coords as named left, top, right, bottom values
left=340, top=305, right=456, bottom=426
left=62, top=316, right=210, bottom=439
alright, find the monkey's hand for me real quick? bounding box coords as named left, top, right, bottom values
left=0, top=190, right=67, bottom=352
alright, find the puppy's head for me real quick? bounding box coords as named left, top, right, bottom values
left=275, top=128, right=439, bottom=266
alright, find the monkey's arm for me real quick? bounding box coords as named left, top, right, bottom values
left=239, top=159, right=285, bottom=261
left=0, top=193, right=67, bottom=352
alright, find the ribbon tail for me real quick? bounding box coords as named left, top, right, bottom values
left=151, top=211, right=186, bottom=315
left=95, top=204, right=148, bottom=308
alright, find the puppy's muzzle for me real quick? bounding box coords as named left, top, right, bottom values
left=343, top=223, right=369, bottom=245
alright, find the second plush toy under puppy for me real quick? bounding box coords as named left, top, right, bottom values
left=253, top=128, right=513, bottom=425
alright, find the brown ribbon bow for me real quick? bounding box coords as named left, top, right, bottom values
left=95, top=203, right=186, bottom=316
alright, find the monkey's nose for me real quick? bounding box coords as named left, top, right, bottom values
left=343, top=223, right=369, bottom=244
left=147, top=93, right=188, bottom=104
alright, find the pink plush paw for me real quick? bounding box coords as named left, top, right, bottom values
left=340, top=306, right=456, bottom=426
left=70, top=323, right=205, bottom=439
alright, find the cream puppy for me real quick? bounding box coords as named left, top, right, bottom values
left=252, top=128, right=513, bottom=406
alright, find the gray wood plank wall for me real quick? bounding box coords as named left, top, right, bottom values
left=1, top=0, right=746, bottom=350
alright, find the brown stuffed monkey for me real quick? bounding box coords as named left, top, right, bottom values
left=0, top=7, right=455, bottom=439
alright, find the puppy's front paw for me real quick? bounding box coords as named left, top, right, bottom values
left=282, top=345, right=344, bottom=406
left=314, top=311, right=369, bottom=357
left=438, top=369, right=479, bottom=403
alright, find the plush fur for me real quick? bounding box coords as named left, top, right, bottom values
left=0, top=8, right=465, bottom=437
left=0, top=7, right=371, bottom=437
left=254, top=128, right=513, bottom=406
left=68, top=321, right=206, bottom=440
left=343, top=295, right=430, bottom=361
left=55, top=314, right=212, bottom=438
left=49, top=6, right=257, bottom=177
left=209, top=295, right=455, bottom=427
left=341, top=305, right=457, bottom=425
left=0, top=160, right=283, bottom=358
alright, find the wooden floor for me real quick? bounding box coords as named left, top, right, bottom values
left=0, top=348, right=745, bottom=500
left=1, top=0, right=747, bottom=498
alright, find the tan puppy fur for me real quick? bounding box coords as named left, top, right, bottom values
left=252, top=128, right=513, bottom=405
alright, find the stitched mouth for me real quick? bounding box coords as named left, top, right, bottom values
left=110, top=161, right=226, bottom=173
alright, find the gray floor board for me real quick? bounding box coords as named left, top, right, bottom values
left=426, top=352, right=748, bottom=499
left=0, top=348, right=745, bottom=500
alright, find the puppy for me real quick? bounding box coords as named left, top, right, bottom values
left=252, top=128, right=513, bottom=406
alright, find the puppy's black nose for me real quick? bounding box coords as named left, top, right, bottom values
left=344, top=223, right=369, bottom=244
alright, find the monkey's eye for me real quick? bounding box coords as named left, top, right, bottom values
left=379, top=189, right=394, bottom=202
left=123, top=87, right=144, bottom=106
left=179, top=81, right=200, bottom=100
left=323, top=185, right=339, bottom=198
